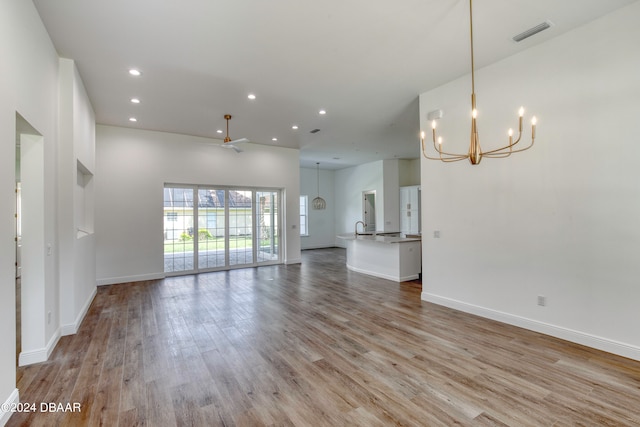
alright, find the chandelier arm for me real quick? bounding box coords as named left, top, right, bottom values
left=483, top=138, right=534, bottom=157
left=421, top=135, right=468, bottom=161
left=430, top=133, right=472, bottom=159
left=480, top=130, right=525, bottom=156
left=482, top=152, right=512, bottom=159
left=422, top=144, right=467, bottom=161
left=440, top=156, right=470, bottom=163
left=481, top=142, right=515, bottom=156
left=500, top=138, right=535, bottom=154
left=420, top=138, right=445, bottom=161
left=435, top=145, right=470, bottom=159
left=434, top=143, right=470, bottom=160
left=480, top=119, right=526, bottom=156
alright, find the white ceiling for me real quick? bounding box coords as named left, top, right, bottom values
left=33, top=0, right=635, bottom=169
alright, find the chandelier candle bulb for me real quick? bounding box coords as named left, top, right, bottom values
left=532, top=117, right=537, bottom=138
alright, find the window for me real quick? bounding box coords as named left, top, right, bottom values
left=300, top=195, right=308, bottom=236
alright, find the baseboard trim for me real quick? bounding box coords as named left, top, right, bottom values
left=97, top=272, right=165, bottom=286
left=61, top=286, right=97, bottom=336
left=301, top=245, right=339, bottom=250
left=347, top=264, right=417, bottom=282
left=0, top=389, right=19, bottom=426
left=18, top=326, right=61, bottom=366
left=285, top=258, right=302, bottom=265
left=421, top=292, right=640, bottom=362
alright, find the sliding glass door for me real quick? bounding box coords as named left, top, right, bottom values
left=257, top=191, right=279, bottom=263
left=164, top=185, right=281, bottom=275
left=228, top=189, right=253, bottom=266
left=197, top=188, right=226, bottom=269
left=164, top=186, right=196, bottom=274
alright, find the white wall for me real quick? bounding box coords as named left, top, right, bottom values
left=0, top=0, right=60, bottom=420
left=382, top=159, right=400, bottom=232
left=95, top=125, right=301, bottom=284
left=334, top=159, right=408, bottom=246
left=419, top=2, right=640, bottom=360
left=300, top=167, right=335, bottom=249
left=334, top=161, right=384, bottom=246
left=58, top=58, right=97, bottom=336
left=399, top=159, right=420, bottom=187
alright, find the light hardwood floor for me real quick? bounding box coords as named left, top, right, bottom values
left=9, top=248, right=640, bottom=426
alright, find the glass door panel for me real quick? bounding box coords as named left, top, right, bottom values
left=228, top=190, right=253, bottom=266
left=197, top=188, right=226, bottom=269
left=164, top=186, right=195, bottom=273
left=257, top=191, right=279, bottom=263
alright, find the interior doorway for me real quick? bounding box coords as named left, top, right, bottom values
left=15, top=127, right=21, bottom=367
left=363, top=190, right=376, bottom=232
left=15, top=113, right=45, bottom=367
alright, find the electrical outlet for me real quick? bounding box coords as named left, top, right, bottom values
left=433, top=230, right=440, bottom=238
left=537, top=295, right=546, bottom=307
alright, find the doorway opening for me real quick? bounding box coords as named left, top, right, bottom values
left=363, top=190, right=376, bottom=232
left=15, top=113, right=45, bottom=367
left=15, top=126, right=21, bottom=367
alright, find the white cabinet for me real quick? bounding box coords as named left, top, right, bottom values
left=400, top=185, right=421, bottom=235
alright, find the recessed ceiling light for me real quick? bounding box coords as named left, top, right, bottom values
left=319, top=109, right=327, bottom=115
left=130, top=98, right=140, bottom=104
left=128, top=69, right=142, bottom=76
left=272, top=137, right=278, bottom=141
left=248, top=94, right=256, bottom=100
left=216, top=129, right=223, bottom=134
left=292, top=125, right=299, bottom=130
left=129, top=117, right=137, bottom=122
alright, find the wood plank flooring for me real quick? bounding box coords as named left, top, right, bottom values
left=8, top=248, right=640, bottom=426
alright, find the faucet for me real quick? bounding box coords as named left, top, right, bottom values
left=355, top=221, right=366, bottom=235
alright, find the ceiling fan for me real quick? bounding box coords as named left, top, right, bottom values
left=219, top=114, right=249, bottom=153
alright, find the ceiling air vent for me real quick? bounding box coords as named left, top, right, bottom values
left=512, top=21, right=552, bottom=42
left=310, top=129, right=320, bottom=134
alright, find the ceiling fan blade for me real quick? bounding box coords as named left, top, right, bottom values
left=230, top=137, right=249, bottom=145
left=220, top=142, right=243, bottom=153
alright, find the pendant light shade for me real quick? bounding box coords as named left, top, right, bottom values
left=312, top=162, right=326, bottom=210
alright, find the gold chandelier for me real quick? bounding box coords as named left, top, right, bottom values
left=421, top=0, right=537, bottom=165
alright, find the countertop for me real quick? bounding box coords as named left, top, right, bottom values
left=336, top=232, right=421, bottom=244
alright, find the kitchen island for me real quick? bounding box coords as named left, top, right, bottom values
left=337, top=232, right=421, bottom=282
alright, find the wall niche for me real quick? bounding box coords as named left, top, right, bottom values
left=75, top=159, right=94, bottom=238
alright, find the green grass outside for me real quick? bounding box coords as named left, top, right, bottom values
left=164, top=236, right=277, bottom=253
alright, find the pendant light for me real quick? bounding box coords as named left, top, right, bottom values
left=312, top=162, right=326, bottom=210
